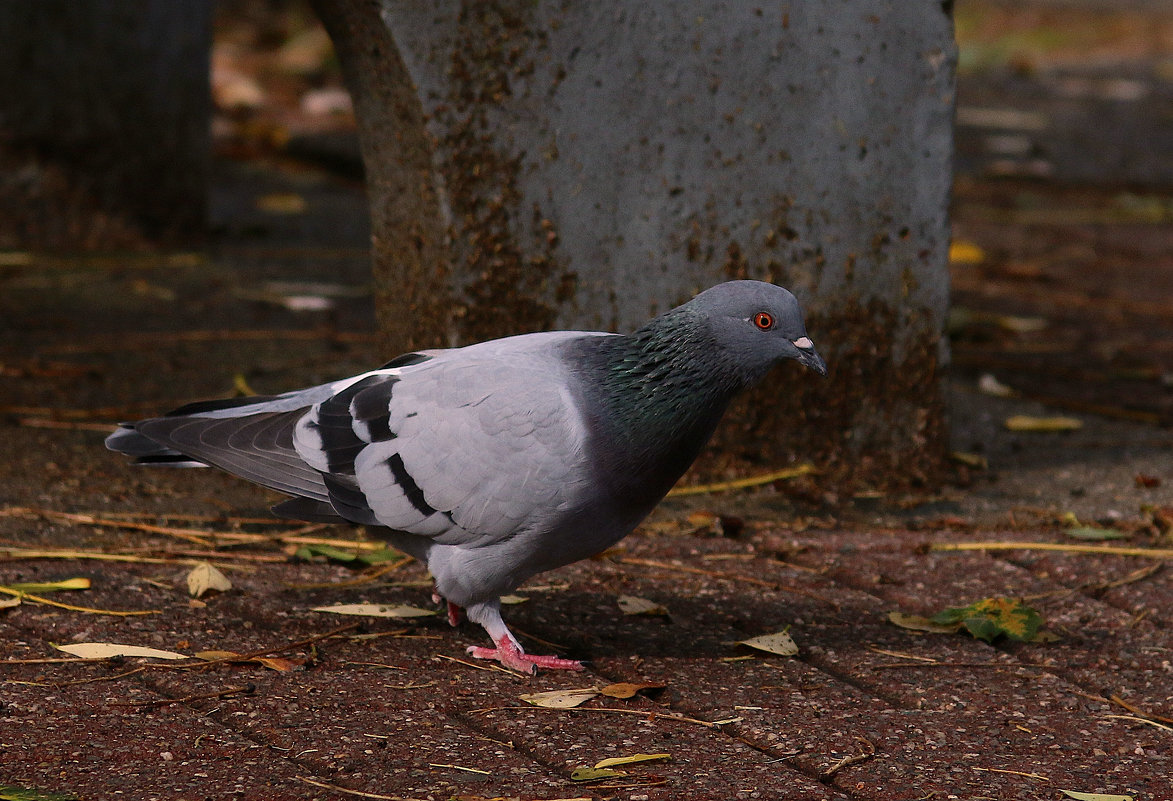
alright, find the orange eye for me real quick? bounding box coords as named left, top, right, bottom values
left=753, top=311, right=775, bottom=330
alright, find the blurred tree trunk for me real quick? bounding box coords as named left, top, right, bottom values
left=312, top=0, right=958, bottom=490
left=0, top=0, right=211, bottom=246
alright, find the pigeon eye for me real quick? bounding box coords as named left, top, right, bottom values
left=753, top=311, right=775, bottom=330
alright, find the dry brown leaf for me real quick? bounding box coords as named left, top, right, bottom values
left=519, top=687, right=598, bottom=708
left=0, top=596, right=20, bottom=610
left=617, top=595, right=669, bottom=616
left=598, top=682, right=666, bottom=699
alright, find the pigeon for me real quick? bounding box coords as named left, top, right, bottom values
left=107, top=280, right=826, bottom=673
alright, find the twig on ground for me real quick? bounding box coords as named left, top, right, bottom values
left=470, top=705, right=739, bottom=728
left=667, top=463, right=817, bottom=496
left=110, top=683, right=256, bottom=708
left=931, top=541, right=1173, bottom=559
left=0, top=585, right=157, bottom=616
left=820, top=737, right=876, bottom=780
left=296, top=776, right=421, bottom=801
left=1109, top=693, right=1173, bottom=725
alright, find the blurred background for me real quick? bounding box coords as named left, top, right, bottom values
left=0, top=0, right=1169, bottom=515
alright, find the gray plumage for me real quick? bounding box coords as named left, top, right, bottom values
left=107, top=280, right=826, bottom=673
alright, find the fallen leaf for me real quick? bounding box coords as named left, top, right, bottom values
left=294, top=545, right=403, bottom=567
left=194, top=650, right=241, bottom=660
left=617, top=595, right=669, bottom=616
left=294, top=544, right=358, bottom=563
left=1004, top=415, right=1082, bottom=432
left=186, top=562, right=231, bottom=598
left=569, top=767, right=626, bottom=782
left=1059, top=792, right=1134, bottom=801
left=949, top=240, right=985, bottom=264
left=255, top=656, right=303, bottom=671
left=950, top=451, right=988, bottom=470
left=193, top=650, right=302, bottom=671
left=977, top=373, right=1017, bottom=398
left=1134, top=474, right=1161, bottom=489
left=996, top=314, right=1048, bottom=333
left=500, top=594, right=529, bottom=605
left=53, top=643, right=189, bottom=660
left=598, top=682, right=666, bottom=699
left=256, top=193, right=307, bottom=214
left=2, top=577, right=90, bottom=594
left=738, top=630, right=799, bottom=656
left=312, top=603, right=435, bottom=618
left=1066, top=526, right=1128, bottom=541
left=519, top=687, right=598, bottom=709
left=930, top=597, right=1043, bottom=643
left=593, top=753, right=671, bottom=769
left=888, top=611, right=961, bottom=635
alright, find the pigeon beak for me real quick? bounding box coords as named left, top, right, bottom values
left=791, top=337, right=828, bottom=376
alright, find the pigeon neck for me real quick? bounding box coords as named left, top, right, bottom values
left=581, top=307, right=747, bottom=487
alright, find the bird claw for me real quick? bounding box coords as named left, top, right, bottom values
left=467, top=636, right=584, bottom=674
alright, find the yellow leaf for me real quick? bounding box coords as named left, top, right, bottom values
left=738, top=630, right=798, bottom=656
left=53, top=642, right=188, bottom=660
left=887, top=611, right=960, bottom=635
left=500, top=594, right=529, bottom=605
left=593, top=753, right=671, bottom=769
left=1004, top=415, right=1083, bottom=432
left=312, top=603, right=436, bottom=618
left=0, top=596, right=20, bottom=610
left=569, top=767, right=626, bottom=782
left=519, top=688, right=598, bottom=709
left=186, top=562, right=231, bottom=598
left=256, top=193, right=307, bottom=214
left=1059, top=792, right=1133, bottom=801
left=3, top=577, right=91, bottom=594
left=949, top=240, right=985, bottom=264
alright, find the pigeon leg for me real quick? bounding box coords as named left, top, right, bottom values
left=464, top=598, right=583, bottom=674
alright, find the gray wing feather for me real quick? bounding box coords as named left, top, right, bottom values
left=294, top=332, right=600, bottom=546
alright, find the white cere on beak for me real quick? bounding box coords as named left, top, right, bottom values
left=792, top=336, right=814, bottom=350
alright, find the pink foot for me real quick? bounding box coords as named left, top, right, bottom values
left=467, top=635, right=584, bottom=675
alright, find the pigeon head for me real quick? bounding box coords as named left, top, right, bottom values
left=682, top=280, right=827, bottom=383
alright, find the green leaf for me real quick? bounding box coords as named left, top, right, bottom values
left=294, top=544, right=359, bottom=563
left=355, top=548, right=404, bottom=566
left=1, top=577, right=90, bottom=594
left=930, top=597, right=1042, bottom=643
left=294, top=544, right=404, bottom=567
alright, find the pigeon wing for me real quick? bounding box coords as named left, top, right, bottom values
left=293, top=334, right=595, bottom=547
